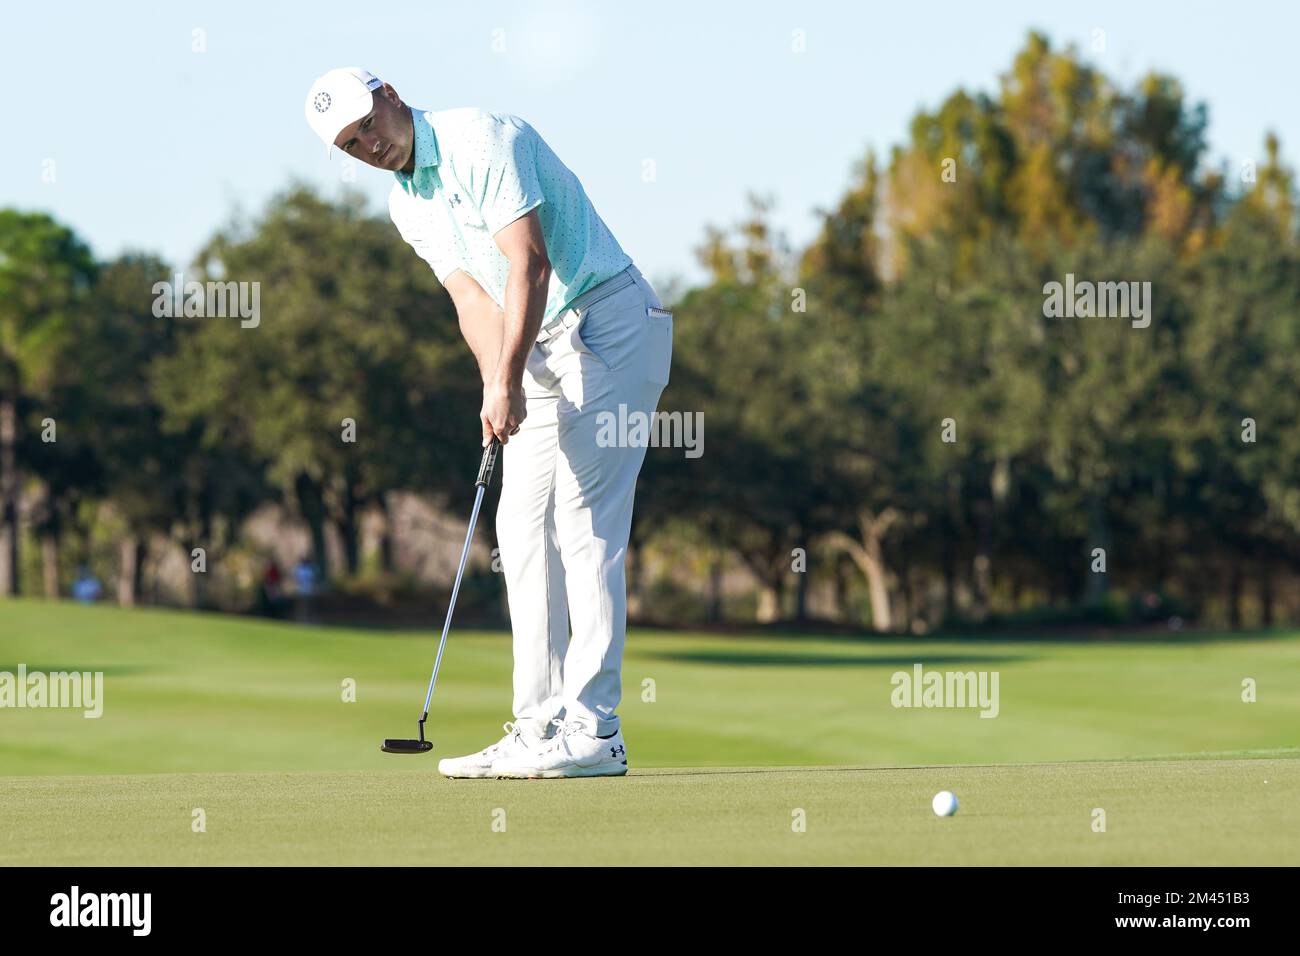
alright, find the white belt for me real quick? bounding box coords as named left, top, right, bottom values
left=535, top=308, right=581, bottom=346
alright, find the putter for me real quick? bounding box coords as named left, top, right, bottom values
left=382, top=438, right=500, bottom=754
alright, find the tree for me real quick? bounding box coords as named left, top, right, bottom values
left=0, top=211, right=96, bottom=596
left=647, top=196, right=833, bottom=622
left=154, top=185, right=476, bottom=582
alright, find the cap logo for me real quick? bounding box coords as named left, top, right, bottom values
left=313, top=92, right=332, bottom=113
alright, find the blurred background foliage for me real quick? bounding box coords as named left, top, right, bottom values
left=2, top=34, right=1297, bottom=632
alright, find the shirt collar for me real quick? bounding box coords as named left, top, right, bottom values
left=394, top=108, right=440, bottom=195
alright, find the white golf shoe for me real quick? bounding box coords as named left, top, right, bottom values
left=437, top=722, right=547, bottom=779
left=492, top=718, right=629, bottom=779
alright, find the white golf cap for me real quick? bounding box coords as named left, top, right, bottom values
left=304, top=67, right=384, bottom=152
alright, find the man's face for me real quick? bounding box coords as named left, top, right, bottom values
left=333, top=83, right=414, bottom=172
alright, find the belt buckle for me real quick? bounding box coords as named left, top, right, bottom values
left=537, top=320, right=563, bottom=345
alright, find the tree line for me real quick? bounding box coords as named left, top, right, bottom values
left=1, top=34, right=1297, bottom=629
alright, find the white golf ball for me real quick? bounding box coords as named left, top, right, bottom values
left=932, top=790, right=959, bottom=817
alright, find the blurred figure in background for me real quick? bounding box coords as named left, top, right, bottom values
left=294, top=555, right=319, bottom=623
left=72, top=566, right=102, bottom=604
left=259, top=559, right=287, bottom=619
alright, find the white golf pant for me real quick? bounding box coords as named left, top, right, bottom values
left=497, top=264, right=672, bottom=739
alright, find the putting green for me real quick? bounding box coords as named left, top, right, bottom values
left=2, top=759, right=1296, bottom=865
left=1, top=600, right=1297, bottom=864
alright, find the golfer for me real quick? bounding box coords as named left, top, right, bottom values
left=305, top=68, right=672, bottom=778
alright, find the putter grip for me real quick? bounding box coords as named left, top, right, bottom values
left=476, top=439, right=500, bottom=487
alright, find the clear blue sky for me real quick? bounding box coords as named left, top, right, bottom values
left=3, top=0, right=1295, bottom=290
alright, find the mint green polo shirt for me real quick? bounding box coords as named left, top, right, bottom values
left=389, top=107, right=631, bottom=329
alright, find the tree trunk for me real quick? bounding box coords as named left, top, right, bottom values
left=186, top=539, right=205, bottom=608
left=943, top=540, right=957, bottom=622
left=756, top=582, right=781, bottom=623
left=378, top=493, right=396, bottom=574
left=707, top=552, right=724, bottom=623
left=862, top=544, right=892, bottom=631
left=974, top=457, right=1011, bottom=620
left=118, top=535, right=143, bottom=607
left=898, top=543, right=913, bottom=627
left=827, top=508, right=898, bottom=632
left=41, top=531, right=59, bottom=598
left=339, top=518, right=360, bottom=577
left=794, top=561, right=810, bottom=622
left=337, top=475, right=362, bottom=577
left=739, top=543, right=788, bottom=625
left=833, top=559, right=849, bottom=624
left=0, top=394, right=20, bottom=596
left=295, top=473, right=329, bottom=582
left=187, top=510, right=214, bottom=609
left=1084, top=494, right=1110, bottom=605
left=1260, top=567, right=1274, bottom=627
left=972, top=517, right=993, bottom=619
left=944, top=477, right=962, bottom=619
left=1228, top=565, right=1243, bottom=630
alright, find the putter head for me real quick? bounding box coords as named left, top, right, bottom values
left=381, top=738, right=433, bottom=754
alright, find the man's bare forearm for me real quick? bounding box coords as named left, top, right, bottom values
left=478, top=210, right=550, bottom=444
left=492, top=260, right=551, bottom=390
left=458, top=305, right=505, bottom=384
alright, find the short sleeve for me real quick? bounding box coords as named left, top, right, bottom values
left=388, top=188, right=462, bottom=284
left=460, top=117, right=546, bottom=236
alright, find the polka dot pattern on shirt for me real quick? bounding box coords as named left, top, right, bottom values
left=389, top=107, right=631, bottom=326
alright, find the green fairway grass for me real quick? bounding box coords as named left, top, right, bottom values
left=2, top=600, right=1298, bottom=864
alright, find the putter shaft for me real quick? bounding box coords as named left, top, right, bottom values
left=419, top=440, right=500, bottom=717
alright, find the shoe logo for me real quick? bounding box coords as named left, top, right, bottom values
left=610, top=745, right=625, bottom=758
left=448, top=193, right=462, bottom=207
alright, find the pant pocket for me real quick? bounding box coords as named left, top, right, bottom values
left=645, top=307, right=673, bottom=386
left=567, top=319, right=611, bottom=371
